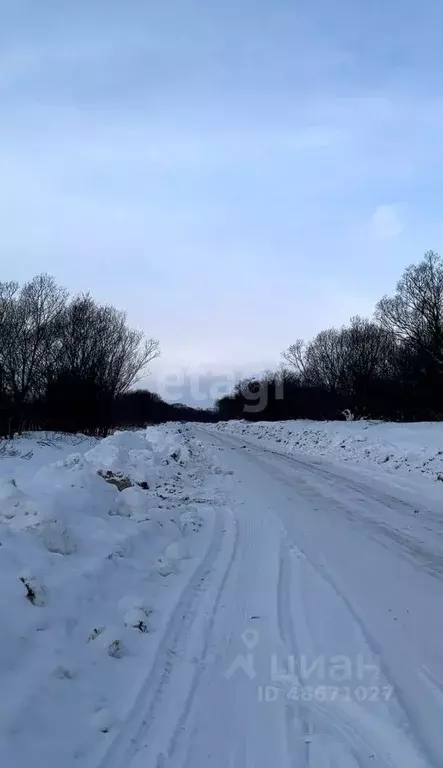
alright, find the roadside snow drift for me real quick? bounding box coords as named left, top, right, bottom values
left=0, top=426, right=223, bottom=768
left=214, top=419, right=443, bottom=483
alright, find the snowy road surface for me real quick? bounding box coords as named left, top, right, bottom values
left=130, top=426, right=443, bottom=768
left=2, top=425, right=443, bottom=767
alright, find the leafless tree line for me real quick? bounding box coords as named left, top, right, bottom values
left=282, top=316, right=396, bottom=399
left=218, top=251, right=443, bottom=421
left=5, top=251, right=443, bottom=432
left=0, top=274, right=159, bottom=435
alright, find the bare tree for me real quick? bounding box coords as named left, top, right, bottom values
left=0, top=275, right=160, bottom=434
left=283, top=318, right=396, bottom=399
left=50, top=294, right=159, bottom=393
left=283, top=329, right=346, bottom=391
left=282, top=339, right=306, bottom=380
left=96, top=305, right=159, bottom=396
left=338, top=317, right=396, bottom=395
left=376, top=250, right=443, bottom=361
left=0, top=275, right=68, bottom=423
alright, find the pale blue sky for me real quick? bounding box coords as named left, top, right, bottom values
left=1, top=1, right=443, bottom=404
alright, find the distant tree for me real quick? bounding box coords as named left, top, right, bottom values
left=113, top=389, right=217, bottom=428
left=0, top=274, right=161, bottom=435
left=42, top=294, right=159, bottom=434
left=376, top=250, right=443, bottom=361
left=283, top=319, right=394, bottom=397
left=55, top=295, right=159, bottom=397
left=376, top=250, right=443, bottom=420
left=0, top=275, right=68, bottom=430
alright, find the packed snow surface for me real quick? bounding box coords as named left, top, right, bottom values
left=2, top=422, right=443, bottom=767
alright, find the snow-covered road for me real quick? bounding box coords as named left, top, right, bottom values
left=2, top=424, right=443, bottom=767
left=133, top=426, right=443, bottom=768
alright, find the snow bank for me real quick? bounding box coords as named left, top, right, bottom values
left=213, top=420, right=443, bottom=483
left=0, top=426, right=221, bottom=767
left=0, top=430, right=97, bottom=480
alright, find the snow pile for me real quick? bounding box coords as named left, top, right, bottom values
left=214, top=420, right=443, bottom=482
left=0, top=426, right=220, bottom=767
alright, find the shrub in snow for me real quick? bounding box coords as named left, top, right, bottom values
left=107, top=639, right=125, bottom=658
left=0, top=441, right=21, bottom=458
left=124, top=608, right=151, bottom=633
left=19, top=575, right=46, bottom=606
left=52, top=665, right=76, bottom=680
left=89, top=626, right=127, bottom=658
left=88, top=626, right=106, bottom=642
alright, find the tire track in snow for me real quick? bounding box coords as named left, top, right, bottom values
left=161, top=506, right=240, bottom=765
left=277, top=544, right=313, bottom=767
left=277, top=535, right=431, bottom=768
left=94, top=502, right=239, bottom=768
left=278, top=540, right=374, bottom=767
left=91, top=504, right=227, bottom=768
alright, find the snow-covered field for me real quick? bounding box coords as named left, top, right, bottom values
left=214, top=419, right=443, bottom=484
left=2, top=422, right=443, bottom=767
left=0, top=426, right=227, bottom=767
